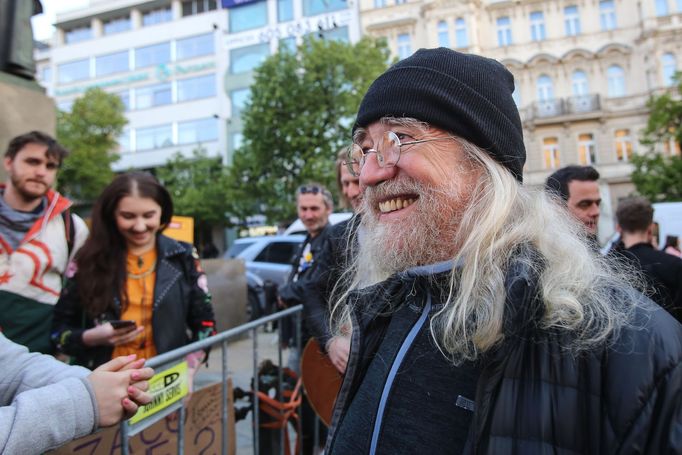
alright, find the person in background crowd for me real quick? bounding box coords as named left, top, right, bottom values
left=302, top=151, right=363, bottom=374
left=324, top=47, right=682, bottom=454
left=51, top=172, right=215, bottom=370
left=615, top=197, right=682, bottom=321
left=545, top=165, right=602, bottom=245
left=278, top=183, right=334, bottom=455
left=0, top=332, right=153, bottom=454
left=662, top=234, right=681, bottom=258
left=0, top=131, right=88, bottom=353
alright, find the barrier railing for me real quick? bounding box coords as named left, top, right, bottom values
left=119, top=304, right=304, bottom=455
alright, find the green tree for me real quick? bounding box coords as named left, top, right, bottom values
left=56, top=88, right=127, bottom=202
left=156, top=148, right=230, bottom=243
left=632, top=72, right=682, bottom=202
left=226, top=36, right=391, bottom=223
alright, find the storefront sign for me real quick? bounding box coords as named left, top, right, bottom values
left=221, top=0, right=260, bottom=8
left=55, top=61, right=216, bottom=97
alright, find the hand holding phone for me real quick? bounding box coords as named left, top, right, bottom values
left=109, top=320, right=137, bottom=330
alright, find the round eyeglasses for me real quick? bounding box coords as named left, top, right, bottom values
left=345, top=131, right=452, bottom=177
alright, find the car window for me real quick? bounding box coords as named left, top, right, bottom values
left=254, top=242, right=301, bottom=264
left=226, top=241, right=255, bottom=258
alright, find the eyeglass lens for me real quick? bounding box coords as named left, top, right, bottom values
left=346, top=131, right=403, bottom=177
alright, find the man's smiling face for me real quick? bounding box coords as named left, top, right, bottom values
left=358, top=120, right=482, bottom=271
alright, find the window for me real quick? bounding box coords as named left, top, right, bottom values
left=230, top=43, right=270, bottom=74
left=279, top=37, right=297, bottom=53
left=537, top=74, right=554, bottom=101
left=177, top=74, right=216, bottom=102
left=437, top=21, right=449, bottom=47
left=231, top=132, right=244, bottom=150
left=599, top=0, right=616, bottom=31
left=317, top=26, right=349, bottom=43
left=663, top=138, right=681, bottom=156
left=57, top=100, right=74, bottom=112
left=65, top=26, right=91, bottom=43
left=656, top=0, right=669, bottom=16
left=571, top=70, right=589, bottom=96
left=254, top=242, right=300, bottom=264
left=543, top=137, right=560, bottom=169
left=135, top=82, right=172, bottom=109
left=530, top=11, right=546, bottom=41
left=226, top=241, right=255, bottom=258
left=135, top=42, right=171, bottom=69
left=374, top=0, right=386, bottom=7
left=118, top=129, right=130, bottom=152
left=395, top=0, right=406, bottom=4
left=302, top=0, right=347, bottom=16
left=182, top=0, right=218, bottom=16
left=397, top=33, right=412, bottom=60
left=178, top=118, right=218, bottom=145
left=95, top=51, right=129, bottom=77
left=136, top=124, right=173, bottom=151
left=614, top=129, right=633, bottom=161
left=278, top=0, right=293, bottom=22
left=454, top=18, right=467, bottom=48
left=662, top=53, right=677, bottom=87
left=103, top=17, right=131, bottom=35
left=607, top=65, right=626, bottom=97
left=231, top=88, right=251, bottom=116
left=564, top=5, right=581, bottom=36
left=116, top=90, right=130, bottom=111
left=177, top=34, right=214, bottom=60
left=230, top=1, right=268, bottom=33
left=578, top=133, right=596, bottom=165
left=512, top=86, right=521, bottom=106
left=58, top=59, right=89, bottom=83
left=143, top=8, right=173, bottom=26
left=496, top=17, right=512, bottom=47
left=40, top=66, right=52, bottom=84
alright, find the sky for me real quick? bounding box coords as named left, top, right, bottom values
left=32, top=0, right=90, bottom=41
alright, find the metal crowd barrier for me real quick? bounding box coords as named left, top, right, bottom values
left=119, top=304, right=304, bottom=455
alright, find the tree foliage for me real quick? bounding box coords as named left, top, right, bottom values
left=226, top=36, right=391, bottom=223
left=156, top=148, right=231, bottom=240
left=632, top=72, right=682, bottom=202
left=56, top=88, right=127, bottom=202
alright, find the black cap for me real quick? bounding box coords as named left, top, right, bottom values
left=354, top=48, right=526, bottom=182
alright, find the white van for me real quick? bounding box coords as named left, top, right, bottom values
left=653, top=202, right=682, bottom=245
left=283, top=212, right=353, bottom=236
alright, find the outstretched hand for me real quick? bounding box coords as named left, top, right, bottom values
left=88, top=354, right=155, bottom=427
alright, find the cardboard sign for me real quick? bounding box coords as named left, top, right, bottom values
left=129, top=361, right=189, bottom=425
left=49, top=380, right=236, bottom=455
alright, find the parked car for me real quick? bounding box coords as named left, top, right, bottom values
left=283, top=212, right=353, bottom=235
left=225, top=235, right=305, bottom=319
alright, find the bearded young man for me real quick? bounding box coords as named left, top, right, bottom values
left=0, top=131, right=88, bottom=354
left=324, top=48, right=682, bottom=454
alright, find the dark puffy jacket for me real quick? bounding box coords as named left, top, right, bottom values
left=51, top=235, right=216, bottom=369
left=327, top=256, right=682, bottom=454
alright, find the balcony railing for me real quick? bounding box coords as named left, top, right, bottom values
left=529, top=93, right=602, bottom=120
left=533, top=98, right=565, bottom=118
left=566, top=94, right=600, bottom=114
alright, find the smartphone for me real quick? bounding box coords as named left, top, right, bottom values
left=109, top=320, right=137, bottom=330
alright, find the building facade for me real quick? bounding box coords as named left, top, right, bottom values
left=36, top=0, right=361, bottom=171
left=359, top=0, right=681, bottom=239
left=37, top=0, right=227, bottom=171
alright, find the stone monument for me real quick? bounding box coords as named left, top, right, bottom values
left=0, top=0, right=56, bottom=180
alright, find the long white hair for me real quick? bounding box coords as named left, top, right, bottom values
left=330, top=128, right=640, bottom=362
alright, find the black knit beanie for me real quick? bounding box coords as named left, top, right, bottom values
left=354, top=47, right=526, bottom=182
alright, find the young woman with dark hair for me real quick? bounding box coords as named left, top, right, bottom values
left=51, top=172, right=215, bottom=369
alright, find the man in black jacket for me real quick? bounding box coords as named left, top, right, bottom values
left=615, top=196, right=682, bottom=321
left=324, top=48, right=682, bottom=455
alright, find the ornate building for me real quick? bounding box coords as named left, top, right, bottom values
left=359, top=0, right=681, bottom=238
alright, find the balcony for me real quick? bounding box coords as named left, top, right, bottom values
left=527, top=93, right=602, bottom=123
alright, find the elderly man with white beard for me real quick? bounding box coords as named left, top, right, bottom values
left=323, top=48, right=682, bottom=455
